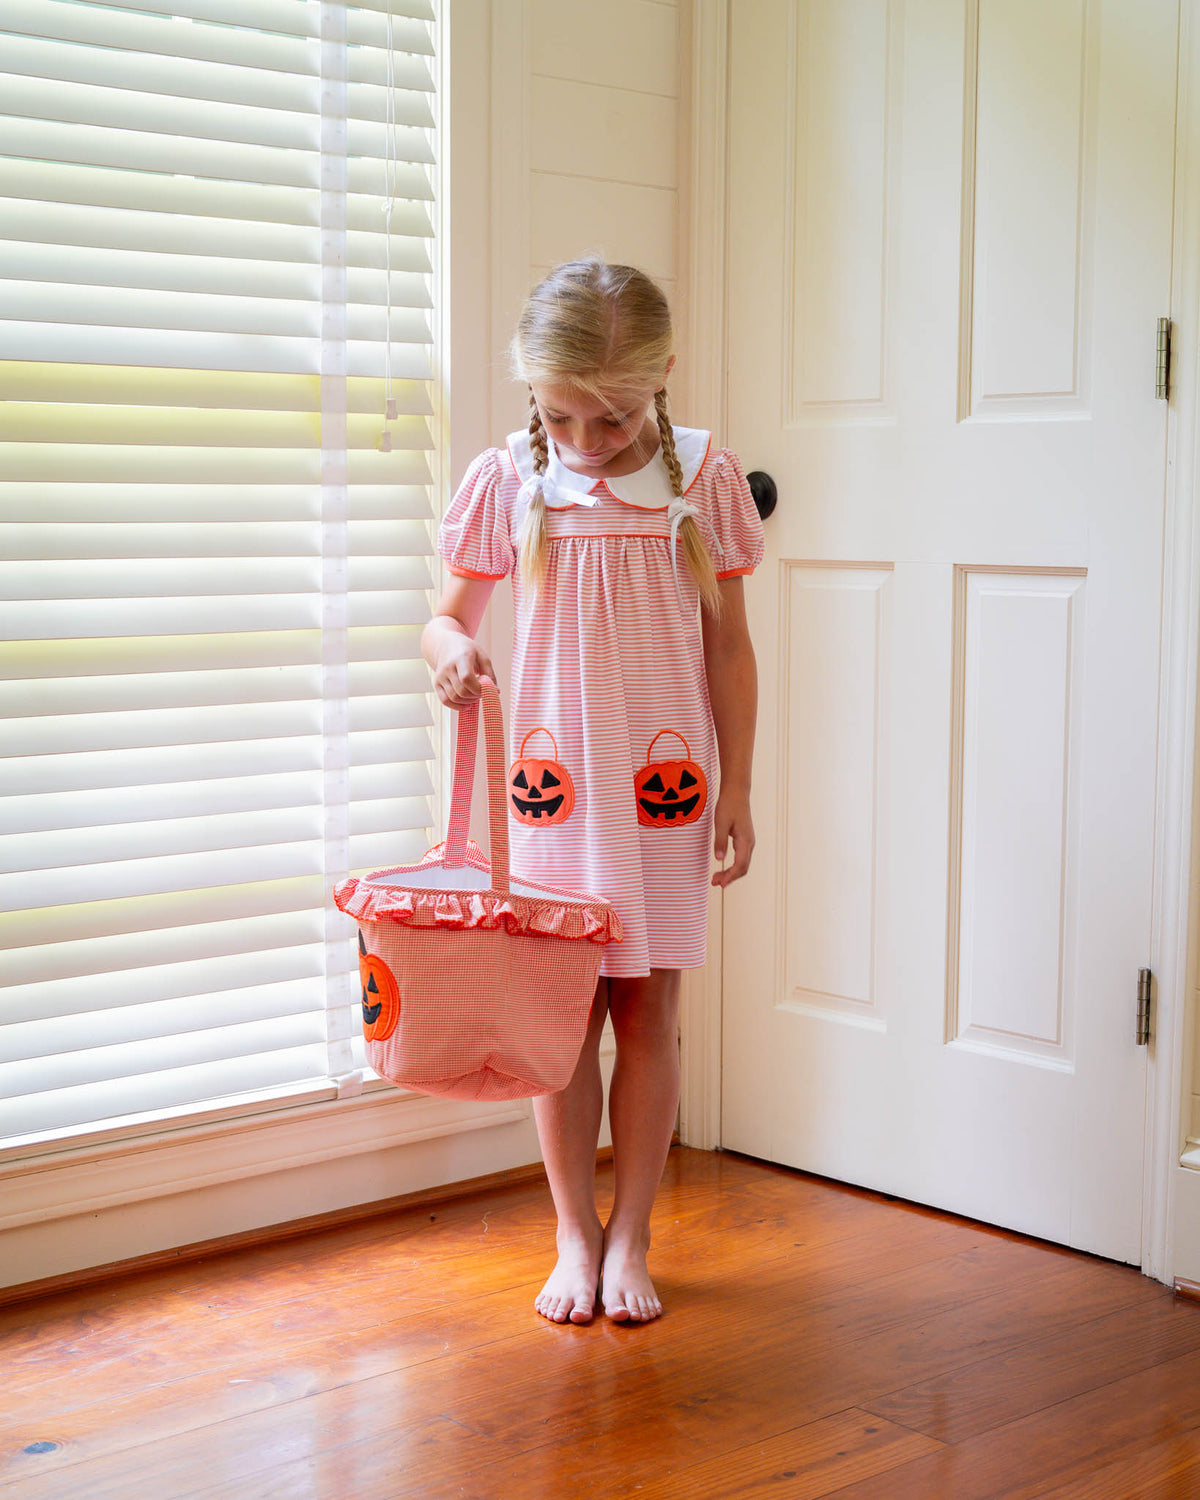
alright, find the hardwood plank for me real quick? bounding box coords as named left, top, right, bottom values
left=184, top=1418, right=510, bottom=1500
left=596, top=1409, right=943, bottom=1500
left=1030, top=1433, right=1200, bottom=1499
left=863, top=1291, right=1200, bottom=1443
left=816, top=1347, right=1200, bottom=1499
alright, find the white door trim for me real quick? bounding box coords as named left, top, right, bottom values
left=681, top=0, right=1200, bottom=1284
left=678, top=0, right=731, bottom=1151
left=1144, top=0, right=1200, bottom=1284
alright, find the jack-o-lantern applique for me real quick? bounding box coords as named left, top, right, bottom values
left=634, top=730, right=708, bottom=828
left=509, top=728, right=576, bottom=825
left=358, top=929, right=400, bottom=1042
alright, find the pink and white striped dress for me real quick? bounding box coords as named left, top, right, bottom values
left=438, top=426, right=763, bottom=978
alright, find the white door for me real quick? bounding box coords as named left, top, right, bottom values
left=721, top=0, right=1178, bottom=1262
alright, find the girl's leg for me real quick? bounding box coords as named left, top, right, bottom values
left=531, top=980, right=610, bottom=1324
left=601, top=968, right=681, bottom=1323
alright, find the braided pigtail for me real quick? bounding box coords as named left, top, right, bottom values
left=655, top=389, right=721, bottom=616
left=516, top=391, right=550, bottom=594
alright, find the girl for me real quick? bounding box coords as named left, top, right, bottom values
left=422, top=259, right=762, bottom=1325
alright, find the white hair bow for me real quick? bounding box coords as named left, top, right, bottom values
left=517, top=471, right=558, bottom=509
left=516, top=470, right=599, bottom=511
left=666, top=495, right=704, bottom=608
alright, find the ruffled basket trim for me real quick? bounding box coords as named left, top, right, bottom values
left=334, top=869, right=623, bottom=946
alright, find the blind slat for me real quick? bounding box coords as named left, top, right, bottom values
left=0, top=1044, right=333, bottom=1140
left=6, top=773, right=433, bottom=838
left=0, top=485, right=433, bottom=522
left=5, top=910, right=325, bottom=989
left=9, top=794, right=432, bottom=877
left=0, top=657, right=429, bottom=712
left=3, top=520, right=433, bottom=562
left=2, top=37, right=434, bottom=107
left=0, top=246, right=434, bottom=313
left=6, top=698, right=433, bottom=763
left=1, top=876, right=329, bottom=949
left=0, top=627, right=429, bottom=679
left=0, top=71, right=434, bottom=142
left=3, top=959, right=325, bottom=1039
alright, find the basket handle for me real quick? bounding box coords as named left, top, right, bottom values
left=443, top=678, right=510, bottom=894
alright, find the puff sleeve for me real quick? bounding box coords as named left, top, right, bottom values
left=436, top=449, right=515, bottom=580
left=703, top=447, right=765, bottom=579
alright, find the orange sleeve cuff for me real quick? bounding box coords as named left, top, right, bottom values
left=446, top=564, right=508, bottom=581
left=716, top=566, right=755, bottom=579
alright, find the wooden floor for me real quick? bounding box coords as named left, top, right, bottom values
left=3, top=1148, right=1200, bottom=1499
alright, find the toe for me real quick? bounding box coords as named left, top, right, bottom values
left=537, top=1295, right=563, bottom=1322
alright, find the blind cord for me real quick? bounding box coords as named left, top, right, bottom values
left=378, top=0, right=398, bottom=452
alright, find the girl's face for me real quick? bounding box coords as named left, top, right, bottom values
left=531, top=368, right=673, bottom=473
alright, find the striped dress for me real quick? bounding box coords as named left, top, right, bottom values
left=438, top=425, right=763, bottom=978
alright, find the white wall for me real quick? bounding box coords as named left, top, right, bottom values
left=489, top=0, right=683, bottom=445
left=528, top=1, right=681, bottom=291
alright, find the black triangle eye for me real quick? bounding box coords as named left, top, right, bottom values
left=643, top=772, right=665, bottom=793
left=366, top=973, right=379, bottom=994
left=540, top=769, right=561, bottom=789
left=513, top=768, right=529, bottom=790
left=679, top=769, right=697, bottom=789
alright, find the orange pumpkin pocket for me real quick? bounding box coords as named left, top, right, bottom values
left=634, top=730, right=708, bottom=828
left=358, top=929, right=400, bottom=1042
left=509, top=728, right=576, bottom=826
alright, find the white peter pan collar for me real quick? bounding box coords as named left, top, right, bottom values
left=505, top=425, right=712, bottom=510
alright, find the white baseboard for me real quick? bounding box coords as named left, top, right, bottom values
left=1171, top=1159, right=1200, bottom=1284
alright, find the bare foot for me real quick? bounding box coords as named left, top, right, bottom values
left=600, top=1230, right=662, bottom=1323
left=534, top=1228, right=602, bottom=1324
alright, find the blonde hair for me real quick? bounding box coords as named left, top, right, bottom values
left=511, top=259, right=721, bottom=615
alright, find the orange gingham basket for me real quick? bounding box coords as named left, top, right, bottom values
left=333, top=679, right=621, bottom=1100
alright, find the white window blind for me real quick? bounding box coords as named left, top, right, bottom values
left=0, top=0, right=439, bottom=1152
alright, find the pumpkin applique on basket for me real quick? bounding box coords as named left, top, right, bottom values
left=334, top=680, right=621, bottom=1102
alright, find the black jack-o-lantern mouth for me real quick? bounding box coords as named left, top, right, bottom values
left=511, top=766, right=566, bottom=821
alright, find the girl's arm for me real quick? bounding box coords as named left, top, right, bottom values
left=422, top=574, right=498, bottom=708
left=701, top=577, right=758, bottom=887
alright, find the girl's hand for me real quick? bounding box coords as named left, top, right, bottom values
left=711, top=789, right=755, bottom=887
left=423, top=576, right=499, bottom=709
left=432, top=637, right=496, bottom=709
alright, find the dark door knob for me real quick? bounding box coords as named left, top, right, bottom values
left=746, top=471, right=777, bottom=520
